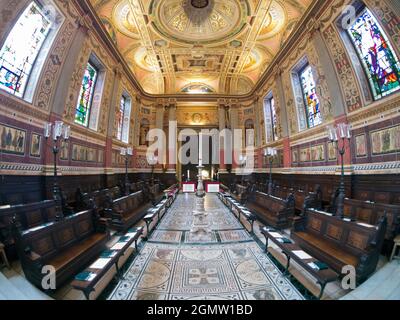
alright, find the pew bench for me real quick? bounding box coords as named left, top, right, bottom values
left=261, top=226, right=339, bottom=299
left=71, top=226, right=143, bottom=300
left=292, top=208, right=387, bottom=283
left=218, top=194, right=256, bottom=233
left=0, top=200, right=65, bottom=258
left=108, top=191, right=153, bottom=232
left=226, top=197, right=256, bottom=233
left=247, top=191, right=295, bottom=229
left=341, top=198, right=400, bottom=242
left=13, top=209, right=109, bottom=289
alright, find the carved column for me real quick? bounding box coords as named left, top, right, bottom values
left=218, top=100, right=228, bottom=174
left=167, top=101, right=177, bottom=173
left=308, top=19, right=345, bottom=118
left=43, top=18, right=90, bottom=192
left=104, top=65, right=123, bottom=180
left=230, top=102, right=240, bottom=172
left=274, top=66, right=291, bottom=168
left=155, top=100, right=166, bottom=167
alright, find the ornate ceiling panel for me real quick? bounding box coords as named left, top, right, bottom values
left=90, top=0, right=313, bottom=95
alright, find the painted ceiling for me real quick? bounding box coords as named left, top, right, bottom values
left=90, top=0, right=313, bottom=95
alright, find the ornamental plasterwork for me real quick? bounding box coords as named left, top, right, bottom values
left=90, top=0, right=313, bottom=94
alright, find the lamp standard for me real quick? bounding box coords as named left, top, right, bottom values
left=327, top=123, right=351, bottom=218
left=148, top=154, right=158, bottom=186
left=264, top=147, right=277, bottom=195
left=44, top=121, right=71, bottom=200
left=239, top=154, right=247, bottom=186
left=121, top=147, right=133, bottom=196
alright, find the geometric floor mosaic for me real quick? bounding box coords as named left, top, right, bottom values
left=107, top=194, right=304, bottom=300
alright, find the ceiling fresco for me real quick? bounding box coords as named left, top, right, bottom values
left=90, top=0, right=313, bottom=95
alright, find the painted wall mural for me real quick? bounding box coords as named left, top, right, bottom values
left=30, top=134, right=41, bottom=158
left=355, top=134, right=367, bottom=158
left=0, top=124, right=26, bottom=155
left=60, top=141, right=70, bottom=160
left=72, top=144, right=99, bottom=162
left=370, top=124, right=400, bottom=156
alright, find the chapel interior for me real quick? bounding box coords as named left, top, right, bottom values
left=0, top=0, right=399, bottom=301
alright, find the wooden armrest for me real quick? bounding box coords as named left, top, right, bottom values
left=25, top=250, right=42, bottom=263
left=111, top=212, right=123, bottom=220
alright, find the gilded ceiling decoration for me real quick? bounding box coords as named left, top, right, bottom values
left=90, top=0, right=313, bottom=95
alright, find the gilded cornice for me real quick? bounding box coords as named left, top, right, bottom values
left=74, top=0, right=332, bottom=102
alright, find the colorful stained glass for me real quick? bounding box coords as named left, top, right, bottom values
left=270, top=97, right=278, bottom=140
left=0, top=2, right=52, bottom=97
left=75, top=62, right=98, bottom=126
left=117, top=95, right=126, bottom=141
left=300, top=65, right=322, bottom=128
left=348, top=8, right=400, bottom=99
left=264, top=95, right=278, bottom=142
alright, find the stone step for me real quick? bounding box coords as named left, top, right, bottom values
left=0, top=271, right=29, bottom=300
left=8, top=273, right=52, bottom=300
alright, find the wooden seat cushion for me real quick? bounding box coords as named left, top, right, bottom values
left=48, top=233, right=108, bottom=271
left=294, top=231, right=358, bottom=267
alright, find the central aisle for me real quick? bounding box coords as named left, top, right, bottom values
left=108, top=194, right=304, bottom=300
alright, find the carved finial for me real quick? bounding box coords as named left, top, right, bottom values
left=113, top=64, right=123, bottom=78
left=77, top=14, right=93, bottom=32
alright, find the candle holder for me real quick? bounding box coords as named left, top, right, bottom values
left=239, top=154, right=247, bottom=186
left=121, top=147, right=133, bottom=196
left=264, top=147, right=277, bottom=195
left=44, top=121, right=71, bottom=201
left=148, top=154, right=158, bottom=186
left=327, top=123, right=352, bottom=218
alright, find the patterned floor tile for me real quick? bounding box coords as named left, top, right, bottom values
left=107, top=194, right=304, bottom=301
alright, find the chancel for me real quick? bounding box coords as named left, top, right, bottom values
left=0, top=0, right=399, bottom=303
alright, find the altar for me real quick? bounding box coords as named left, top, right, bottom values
left=182, top=182, right=196, bottom=193
left=205, top=182, right=220, bottom=193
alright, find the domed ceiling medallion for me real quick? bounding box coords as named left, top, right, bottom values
left=191, top=0, right=209, bottom=9
left=150, top=0, right=250, bottom=45
left=112, top=0, right=140, bottom=39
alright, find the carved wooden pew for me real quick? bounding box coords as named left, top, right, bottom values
left=340, top=198, right=400, bottom=240
left=292, top=208, right=387, bottom=283
left=246, top=191, right=295, bottom=229
left=338, top=198, right=400, bottom=255
left=273, top=185, right=323, bottom=215
left=108, top=191, right=153, bottom=232
left=13, top=209, right=109, bottom=289
left=149, top=183, right=164, bottom=205
left=75, top=187, right=121, bottom=213
left=0, top=200, right=65, bottom=258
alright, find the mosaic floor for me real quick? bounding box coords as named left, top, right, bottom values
left=107, top=194, right=304, bottom=300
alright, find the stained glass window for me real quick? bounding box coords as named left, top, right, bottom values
left=270, top=97, right=278, bottom=141
left=348, top=8, right=400, bottom=99
left=300, top=65, right=322, bottom=128
left=75, top=62, right=98, bottom=127
left=264, top=95, right=278, bottom=142
left=117, top=96, right=126, bottom=141
left=118, top=95, right=132, bottom=143
left=0, top=2, right=52, bottom=97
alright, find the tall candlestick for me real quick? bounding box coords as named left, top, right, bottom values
left=199, top=132, right=203, bottom=166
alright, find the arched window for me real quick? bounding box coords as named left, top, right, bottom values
left=263, top=93, right=278, bottom=142
left=244, top=119, right=255, bottom=147
left=0, top=1, right=55, bottom=98
left=299, top=64, right=322, bottom=128
left=117, top=93, right=131, bottom=143
left=347, top=7, right=400, bottom=100
left=75, top=62, right=98, bottom=127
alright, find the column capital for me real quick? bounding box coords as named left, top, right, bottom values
left=306, top=18, right=322, bottom=40
left=77, top=14, right=93, bottom=33
left=273, top=65, right=283, bottom=78
left=113, top=64, right=124, bottom=79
